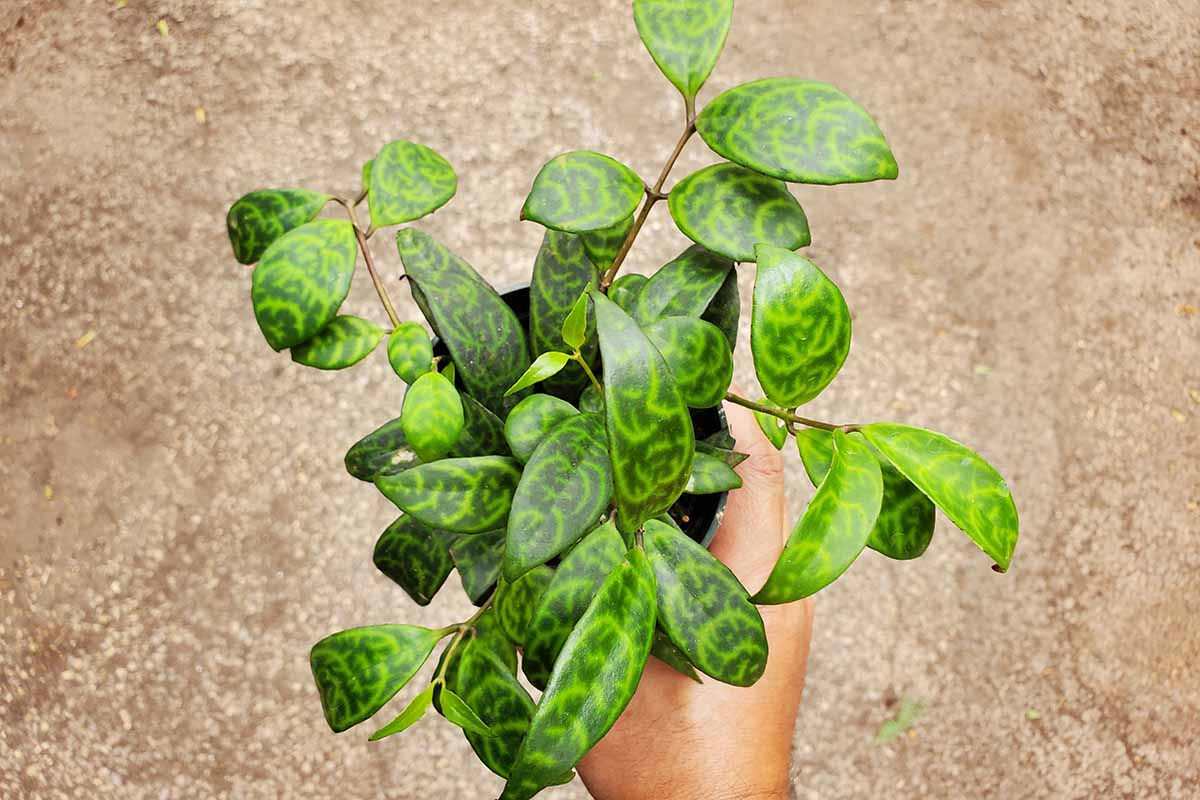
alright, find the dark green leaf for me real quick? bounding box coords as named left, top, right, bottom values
left=752, top=244, right=851, bottom=407
left=290, top=315, right=384, bottom=369
left=504, top=352, right=572, bottom=397
left=438, top=688, right=492, bottom=736
left=449, top=530, right=506, bottom=603
left=754, top=408, right=788, bottom=450
left=684, top=451, right=743, bottom=494
left=578, top=384, right=604, bottom=414
left=496, top=565, right=554, bottom=645
left=400, top=372, right=465, bottom=462
left=501, top=551, right=657, bottom=800
left=310, top=624, right=447, bottom=732
left=397, top=229, right=530, bottom=415
left=521, top=151, right=644, bottom=233
left=580, top=214, right=634, bottom=271
left=452, top=643, right=534, bottom=777
left=373, top=516, right=458, bottom=606
left=368, top=139, right=457, bottom=227
left=561, top=290, right=589, bottom=350
left=376, top=456, right=522, bottom=534
left=697, top=78, right=899, bottom=185
left=448, top=393, right=512, bottom=458
left=693, top=440, right=749, bottom=469
left=795, top=428, right=935, bottom=560
left=754, top=430, right=883, bottom=603
left=504, top=413, right=613, bottom=580
left=387, top=322, right=434, bottom=383
left=643, top=519, right=765, bottom=685
left=650, top=629, right=702, bottom=683
left=701, top=266, right=740, bottom=352
left=643, top=316, right=733, bottom=408
left=529, top=231, right=600, bottom=397
left=368, top=683, right=434, bottom=741
left=668, top=162, right=810, bottom=262
left=859, top=423, right=1018, bottom=570
left=503, top=394, right=579, bottom=464
left=590, top=288, right=694, bottom=533
left=633, top=245, right=733, bottom=327
left=522, top=519, right=627, bottom=689
left=251, top=219, right=357, bottom=351
left=608, top=273, right=648, bottom=314
left=632, top=0, right=733, bottom=103
left=344, top=416, right=421, bottom=482
left=227, top=188, right=329, bottom=265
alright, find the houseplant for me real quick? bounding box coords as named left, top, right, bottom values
left=225, top=1, right=1019, bottom=797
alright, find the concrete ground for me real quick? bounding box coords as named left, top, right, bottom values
left=2, top=1, right=1197, bottom=797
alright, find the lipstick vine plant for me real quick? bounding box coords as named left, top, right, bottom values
left=225, top=2, right=1019, bottom=798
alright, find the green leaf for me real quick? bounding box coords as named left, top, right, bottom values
left=504, top=413, right=613, bottom=580
left=522, top=519, right=627, bottom=690
left=875, top=698, right=926, bottom=743
left=438, top=688, right=492, bottom=736
left=684, top=451, right=743, bottom=494
left=448, top=393, right=512, bottom=459
left=668, top=162, right=810, bottom=262
left=561, top=290, right=589, bottom=350
left=696, top=78, right=899, bottom=185
left=451, top=643, right=535, bottom=777
left=496, top=565, right=554, bottom=646
left=501, top=551, right=657, bottom=800
left=251, top=219, right=357, bottom=351
left=754, top=430, right=883, bottom=604
left=859, top=423, right=1018, bottom=570
left=693, top=440, right=749, bottom=469
left=795, top=428, right=935, bottom=561
left=387, top=322, right=434, bottom=383
left=701, top=266, right=740, bottom=352
left=290, top=315, right=384, bottom=370
left=397, top=229, right=530, bottom=415
left=633, top=245, right=733, bottom=327
left=608, top=273, right=648, bottom=314
left=580, top=214, right=634, bottom=271
left=310, top=624, right=447, bottom=732
left=504, top=352, right=572, bottom=397
left=752, top=244, right=851, bottom=407
left=226, top=188, right=329, bottom=265
left=361, top=159, right=373, bottom=193
left=650, top=629, right=702, bottom=682
left=503, top=394, right=579, bottom=464
left=521, top=151, right=644, bottom=233
left=441, top=361, right=456, bottom=385
left=368, top=139, right=457, bottom=227
left=578, top=384, right=604, bottom=414
left=450, top=531, right=506, bottom=603
left=642, top=519, right=765, bottom=685
left=372, top=516, right=458, bottom=606
left=632, top=0, right=733, bottom=103
left=368, top=683, right=434, bottom=741
left=590, top=288, right=694, bottom=533
left=400, top=372, right=465, bottom=463
left=643, top=316, right=733, bottom=408
left=375, top=456, right=523, bottom=534
left=754, top=408, right=788, bottom=450
left=529, top=231, right=600, bottom=397
left=344, top=416, right=421, bottom=482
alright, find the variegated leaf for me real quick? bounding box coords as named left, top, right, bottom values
left=696, top=78, right=899, bottom=185
left=633, top=245, right=733, bottom=326
left=684, top=451, right=742, bottom=494
left=578, top=384, right=605, bottom=414
left=451, top=643, right=535, bottom=778
left=375, top=456, right=522, bottom=534
left=290, top=315, right=383, bottom=370
left=226, top=188, right=329, bottom=264
left=503, top=394, right=579, bottom=464
left=668, top=162, right=810, bottom=262
left=608, top=273, right=648, bottom=314
left=368, top=140, right=457, bottom=227
left=448, top=393, right=511, bottom=458
left=344, top=416, right=421, bottom=482
left=387, top=322, right=434, bottom=383
left=644, top=316, right=733, bottom=408
left=580, top=214, right=634, bottom=271
left=632, top=0, right=733, bottom=103
left=400, top=372, right=465, bottom=462
left=251, top=219, right=357, bottom=351
left=754, top=430, right=883, bottom=604
left=372, top=516, right=458, bottom=606
left=650, top=629, right=702, bottom=682
left=701, top=266, right=740, bottom=352
left=496, top=565, right=554, bottom=646
left=522, top=151, right=644, bottom=233
left=449, top=530, right=506, bottom=603
left=529, top=230, right=600, bottom=397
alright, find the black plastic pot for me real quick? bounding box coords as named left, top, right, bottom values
left=433, top=283, right=729, bottom=549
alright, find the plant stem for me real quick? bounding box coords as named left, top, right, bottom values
left=433, top=593, right=496, bottom=685
left=599, top=120, right=697, bottom=291
left=335, top=197, right=401, bottom=328
left=723, top=392, right=855, bottom=433
left=574, top=350, right=603, bottom=395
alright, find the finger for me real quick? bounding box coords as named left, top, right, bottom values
left=706, top=399, right=787, bottom=592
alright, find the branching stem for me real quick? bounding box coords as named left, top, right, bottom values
left=432, top=593, right=496, bottom=686
left=334, top=197, right=401, bottom=328
left=723, top=392, right=857, bottom=433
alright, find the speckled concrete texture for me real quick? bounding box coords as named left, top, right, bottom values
left=1, top=1, right=1197, bottom=798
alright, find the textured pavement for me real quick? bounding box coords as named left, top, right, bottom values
left=2, top=1, right=1198, bottom=798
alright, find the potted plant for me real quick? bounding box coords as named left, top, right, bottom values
left=225, top=2, right=1019, bottom=798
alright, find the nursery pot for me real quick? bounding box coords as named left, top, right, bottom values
left=433, top=283, right=730, bottom=549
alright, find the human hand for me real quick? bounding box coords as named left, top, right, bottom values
left=578, top=401, right=814, bottom=800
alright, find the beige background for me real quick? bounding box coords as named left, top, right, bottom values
left=2, top=1, right=1198, bottom=797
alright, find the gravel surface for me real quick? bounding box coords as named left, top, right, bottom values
left=1, top=1, right=1198, bottom=798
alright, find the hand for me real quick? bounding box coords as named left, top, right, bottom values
left=578, top=401, right=814, bottom=800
